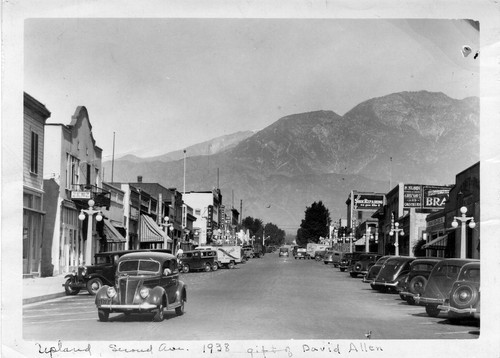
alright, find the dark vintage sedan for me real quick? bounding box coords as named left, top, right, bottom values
left=95, top=251, right=187, bottom=322
left=362, top=255, right=392, bottom=283
left=179, top=250, right=218, bottom=273
left=63, top=249, right=171, bottom=296
left=370, top=256, right=415, bottom=292
left=295, top=247, right=307, bottom=259
left=338, top=252, right=364, bottom=272
left=414, top=258, right=478, bottom=317
left=323, top=249, right=342, bottom=266
left=398, top=257, right=444, bottom=305
left=437, top=261, right=480, bottom=322
left=349, top=253, right=382, bottom=278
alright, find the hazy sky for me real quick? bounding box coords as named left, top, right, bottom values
left=24, top=18, right=479, bottom=160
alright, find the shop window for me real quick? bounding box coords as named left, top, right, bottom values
left=30, top=131, right=39, bottom=174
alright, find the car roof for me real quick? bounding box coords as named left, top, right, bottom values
left=410, top=257, right=444, bottom=265
left=385, top=256, right=416, bottom=263
left=435, top=258, right=479, bottom=266
left=118, top=251, right=176, bottom=262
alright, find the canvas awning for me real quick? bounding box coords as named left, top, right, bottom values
left=140, top=214, right=172, bottom=243
left=103, top=219, right=126, bottom=243
left=423, top=234, right=448, bottom=250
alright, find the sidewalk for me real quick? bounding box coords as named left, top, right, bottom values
left=23, top=274, right=68, bottom=305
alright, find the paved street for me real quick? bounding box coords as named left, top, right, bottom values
left=23, top=252, right=479, bottom=341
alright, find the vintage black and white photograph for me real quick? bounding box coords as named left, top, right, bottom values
left=2, top=1, right=500, bottom=357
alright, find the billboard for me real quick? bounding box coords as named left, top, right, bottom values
left=353, top=194, right=384, bottom=210
left=422, top=185, right=451, bottom=209
left=403, top=184, right=422, bottom=207
left=403, top=184, right=451, bottom=209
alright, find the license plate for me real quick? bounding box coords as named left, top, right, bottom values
left=98, top=299, right=111, bottom=305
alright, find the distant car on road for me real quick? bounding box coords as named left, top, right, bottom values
left=398, top=257, right=443, bottom=305
left=370, top=256, right=415, bottom=292
left=362, top=255, right=392, bottom=283
left=95, top=251, right=186, bottom=322
left=314, top=250, right=327, bottom=261
left=323, top=249, right=342, bottom=266
left=349, top=253, right=382, bottom=278
left=415, top=258, right=478, bottom=317
left=338, top=252, right=363, bottom=272
left=279, top=247, right=290, bottom=257
left=295, top=247, right=307, bottom=259
left=437, top=261, right=480, bottom=322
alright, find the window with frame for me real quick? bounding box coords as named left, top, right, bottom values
left=30, top=131, right=39, bottom=174
left=65, top=154, right=80, bottom=189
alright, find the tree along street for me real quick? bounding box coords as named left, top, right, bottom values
left=23, top=252, right=479, bottom=341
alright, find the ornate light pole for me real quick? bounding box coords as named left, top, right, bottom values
left=160, top=216, right=174, bottom=251
left=389, top=222, right=404, bottom=256
left=364, top=227, right=373, bottom=253
left=79, top=199, right=103, bottom=265
left=451, top=206, right=476, bottom=259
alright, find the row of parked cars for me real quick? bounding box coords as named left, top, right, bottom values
left=321, top=250, right=480, bottom=323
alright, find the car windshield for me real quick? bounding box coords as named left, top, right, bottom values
left=118, top=259, right=160, bottom=274
left=280, top=248, right=288, bottom=252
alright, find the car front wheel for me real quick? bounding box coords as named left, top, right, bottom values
left=212, top=263, right=218, bottom=271
left=64, top=278, right=80, bottom=295
left=182, top=265, right=190, bottom=273
left=153, top=304, right=164, bottom=322
left=425, top=305, right=440, bottom=317
left=204, top=263, right=211, bottom=272
left=175, top=298, right=185, bottom=316
left=86, top=278, right=103, bottom=295
left=98, top=309, right=109, bottom=322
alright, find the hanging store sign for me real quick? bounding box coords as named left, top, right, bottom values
left=70, top=191, right=91, bottom=199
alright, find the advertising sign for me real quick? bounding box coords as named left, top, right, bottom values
left=353, top=194, right=384, bottom=210
left=70, top=191, right=91, bottom=200
left=422, top=185, right=451, bottom=209
left=207, top=206, right=213, bottom=228
left=403, top=184, right=422, bottom=207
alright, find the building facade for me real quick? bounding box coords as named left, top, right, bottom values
left=23, top=93, right=51, bottom=277
left=372, top=183, right=452, bottom=256
left=101, top=183, right=127, bottom=251
left=43, top=106, right=110, bottom=275
left=183, top=189, right=222, bottom=246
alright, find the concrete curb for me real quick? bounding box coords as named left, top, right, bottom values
left=23, top=292, right=67, bottom=305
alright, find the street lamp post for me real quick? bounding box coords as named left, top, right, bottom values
left=160, top=216, right=174, bottom=251
left=452, top=206, right=476, bottom=259
left=365, top=227, right=371, bottom=253
left=389, top=222, right=404, bottom=256
left=349, top=232, right=354, bottom=253
left=79, top=199, right=103, bottom=265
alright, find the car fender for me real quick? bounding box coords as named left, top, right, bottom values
left=177, top=281, right=187, bottom=302
left=87, top=273, right=113, bottom=285
left=95, top=285, right=112, bottom=305
left=148, top=286, right=167, bottom=307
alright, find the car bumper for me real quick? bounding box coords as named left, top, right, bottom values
left=370, top=281, right=398, bottom=289
left=437, top=303, right=478, bottom=315
left=414, top=296, right=445, bottom=306
left=97, top=302, right=158, bottom=311
left=362, top=276, right=373, bottom=283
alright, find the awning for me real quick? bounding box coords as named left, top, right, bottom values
left=140, top=214, right=172, bottom=243
left=103, top=219, right=126, bottom=243
left=423, top=234, right=448, bottom=249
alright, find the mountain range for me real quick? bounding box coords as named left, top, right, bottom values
left=103, top=90, right=479, bottom=234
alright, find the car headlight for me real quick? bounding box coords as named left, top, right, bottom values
left=107, top=287, right=116, bottom=298
left=81, top=267, right=88, bottom=276
left=139, top=287, right=150, bottom=299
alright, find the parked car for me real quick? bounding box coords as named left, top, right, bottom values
left=338, top=252, right=363, bottom=272
left=295, top=247, right=307, bottom=259
left=370, top=256, right=415, bottom=292
left=314, top=250, right=327, bottom=261
left=415, top=258, right=478, bottom=317
left=362, top=255, right=392, bottom=283
left=437, top=261, right=480, bottom=322
left=179, top=250, right=218, bottom=273
left=279, top=247, right=290, bottom=257
left=349, top=253, right=382, bottom=278
left=243, top=245, right=254, bottom=259
left=398, top=257, right=444, bottom=305
left=95, top=251, right=187, bottom=322
left=63, top=249, right=171, bottom=296
left=323, top=249, right=342, bottom=266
